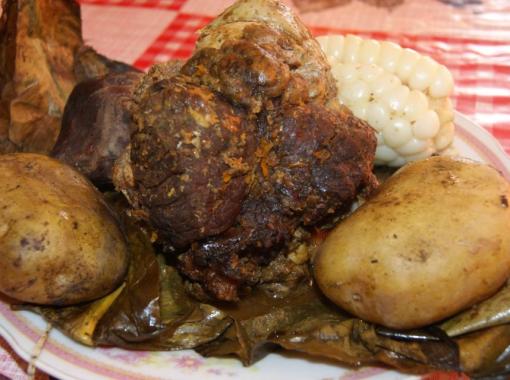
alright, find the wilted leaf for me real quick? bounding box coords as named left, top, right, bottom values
left=19, top=195, right=510, bottom=377
left=0, top=0, right=82, bottom=153
left=198, top=283, right=460, bottom=373
left=0, top=0, right=137, bottom=155
left=29, top=284, right=125, bottom=346
left=441, top=283, right=510, bottom=337
left=456, top=324, right=510, bottom=376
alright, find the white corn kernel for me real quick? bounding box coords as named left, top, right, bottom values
left=378, top=41, right=402, bottom=73
left=358, top=64, right=384, bottom=82
left=326, top=35, right=345, bottom=63
left=434, top=122, right=455, bottom=150
left=409, top=56, right=439, bottom=91
left=383, top=118, right=412, bottom=148
left=395, top=48, right=420, bottom=82
left=402, top=90, right=429, bottom=121
left=430, top=97, right=454, bottom=124
left=383, top=84, right=410, bottom=113
left=359, top=39, right=381, bottom=64
left=331, top=63, right=357, bottom=83
left=370, top=72, right=401, bottom=96
left=319, top=34, right=456, bottom=166
left=375, top=145, right=399, bottom=162
left=413, top=110, right=440, bottom=139
left=350, top=102, right=369, bottom=120
left=341, top=79, right=370, bottom=105
left=366, top=101, right=390, bottom=132
left=395, top=138, right=432, bottom=156
left=430, top=65, right=454, bottom=98
left=342, top=34, right=363, bottom=63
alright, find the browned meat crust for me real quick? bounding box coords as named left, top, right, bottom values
left=182, top=22, right=337, bottom=113
left=113, top=0, right=377, bottom=301
left=121, top=76, right=257, bottom=249
left=177, top=104, right=377, bottom=300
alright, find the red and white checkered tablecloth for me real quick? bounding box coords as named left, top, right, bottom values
left=2, top=0, right=510, bottom=379
left=78, top=0, right=510, bottom=153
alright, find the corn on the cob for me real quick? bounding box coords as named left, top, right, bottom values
left=318, top=34, right=455, bottom=167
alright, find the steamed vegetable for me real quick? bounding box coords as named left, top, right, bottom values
left=314, top=156, right=510, bottom=329
left=0, top=154, right=129, bottom=305
left=317, top=34, right=455, bottom=166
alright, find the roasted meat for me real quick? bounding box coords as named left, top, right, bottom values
left=52, top=70, right=142, bottom=185
left=52, top=61, right=182, bottom=186
left=115, top=75, right=257, bottom=248
left=183, top=0, right=337, bottom=112
left=113, top=0, right=377, bottom=301
left=177, top=104, right=376, bottom=300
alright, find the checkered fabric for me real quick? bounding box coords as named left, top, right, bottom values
left=133, top=13, right=212, bottom=66
left=79, top=0, right=510, bottom=154
left=2, top=0, right=510, bottom=378
left=80, top=0, right=186, bottom=10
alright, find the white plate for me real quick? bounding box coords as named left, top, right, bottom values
left=1, top=112, right=509, bottom=380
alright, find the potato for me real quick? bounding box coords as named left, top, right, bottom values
left=314, top=156, right=510, bottom=329
left=0, top=153, right=129, bottom=305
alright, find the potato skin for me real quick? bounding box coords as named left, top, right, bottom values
left=314, top=156, right=510, bottom=329
left=0, top=153, right=129, bottom=305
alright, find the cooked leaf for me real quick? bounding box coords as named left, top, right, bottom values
left=28, top=284, right=125, bottom=346
left=156, top=260, right=231, bottom=348
left=93, top=217, right=164, bottom=345
left=441, top=283, right=510, bottom=337
left=21, top=195, right=510, bottom=377
left=198, top=283, right=459, bottom=373
left=456, top=324, right=510, bottom=377
left=0, top=0, right=82, bottom=153
left=0, top=0, right=137, bottom=154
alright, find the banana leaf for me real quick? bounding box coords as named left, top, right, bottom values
left=197, top=284, right=459, bottom=373
left=0, top=0, right=82, bottom=153
left=452, top=323, right=510, bottom=380
left=0, top=0, right=136, bottom=155
left=441, top=282, right=510, bottom=337
left=93, top=254, right=232, bottom=350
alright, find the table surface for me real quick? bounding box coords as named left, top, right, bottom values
left=1, top=0, right=510, bottom=379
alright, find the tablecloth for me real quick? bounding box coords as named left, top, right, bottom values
left=1, top=0, right=510, bottom=379
left=78, top=0, right=510, bottom=153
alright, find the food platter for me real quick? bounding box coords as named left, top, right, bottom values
left=0, top=111, right=508, bottom=380
left=0, top=302, right=418, bottom=380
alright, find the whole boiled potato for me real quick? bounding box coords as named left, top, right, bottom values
left=314, top=156, right=510, bottom=329
left=0, top=153, right=129, bottom=305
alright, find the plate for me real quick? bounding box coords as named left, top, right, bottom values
left=0, top=112, right=509, bottom=380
